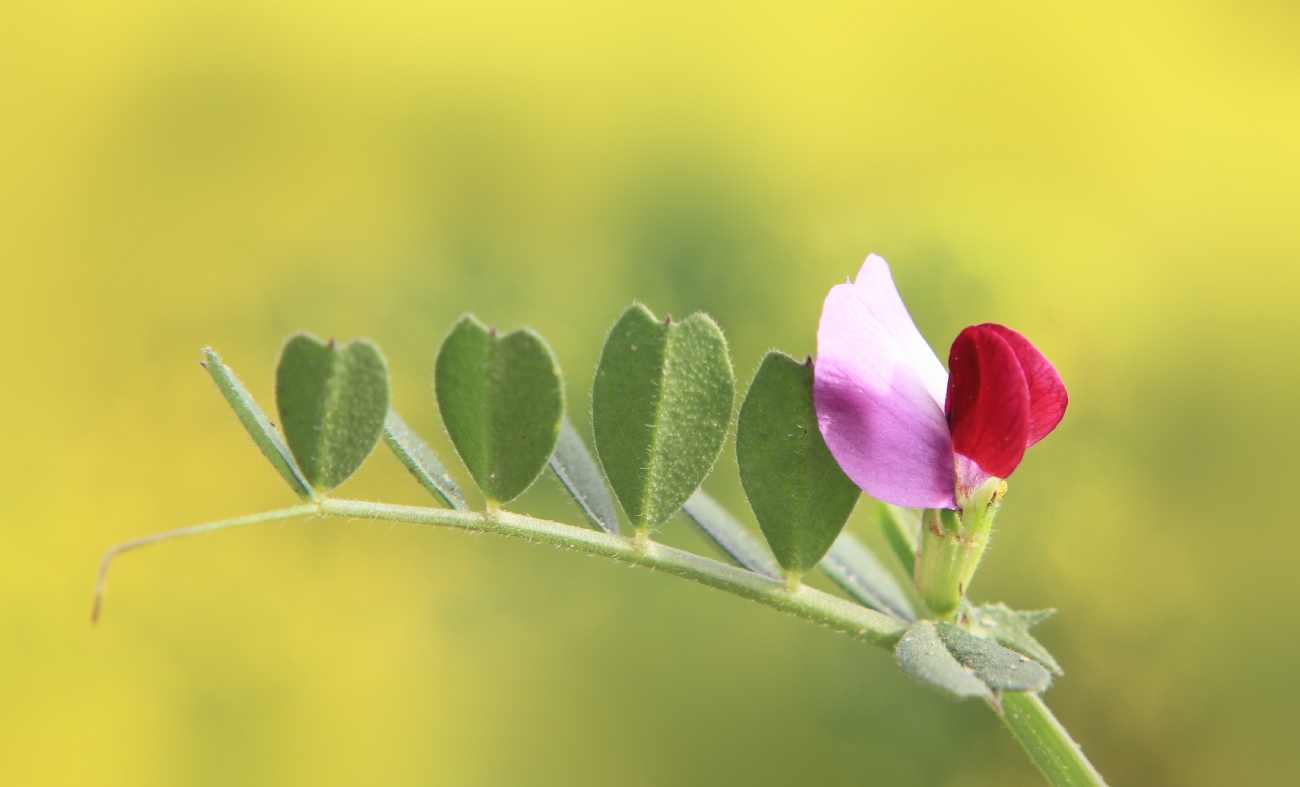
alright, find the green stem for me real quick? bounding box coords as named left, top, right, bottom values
left=997, top=691, right=1109, bottom=787
left=92, top=499, right=906, bottom=647
left=93, top=499, right=1108, bottom=787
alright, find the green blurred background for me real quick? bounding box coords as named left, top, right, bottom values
left=3, top=2, right=1298, bottom=784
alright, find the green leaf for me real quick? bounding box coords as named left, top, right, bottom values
left=820, top=533, right=916, bottom=621
left=736, top=352, right=860, bottom=574
left=681, top=489, right=781, bottom=577
left=879, top=503, right=921, bottom=576
left=895, top=621, right=992, bottom=700
left=550, top=416, right=620, bottom=534
left=201, top=347, right=314, bottom=501
left=937, top=621, right=1052, bottom=693
left=275, top=333, right=390, bottom=493
left=895, top=620, right=1052, bottom=701
left=967, top=603, right=1063, bottom=675
left=383, top=409, right=468, bottom=510
left=434, top=315, right=564, bottom=505
left=591, top=304, right=734, bottom=530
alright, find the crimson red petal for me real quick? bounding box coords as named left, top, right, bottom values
left=980, top=324, right=1068, bottom=446
left=946, top=326, right=1030, bottom=479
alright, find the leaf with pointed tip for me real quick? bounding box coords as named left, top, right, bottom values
left=202, top=347, right=314, bottom=500
left=681, top=489, right=781, bottom=577
left=820, top=533, right=915, bottom=621
left=895, top=621, right=992, bottom=700
left=592, top=304, right=734, bottom=529
left=896, top=620, right=1052, bottom=701
left=383, top=409, right=468, bottom=510
left=967, top=603, right=1063, bottom=675
left=879, top=503, right=921, bottom=576
left=737, top=352, right=860, bottom=574
left=275, top=333, right=390, bottom=493
left=550, top=417, right=619, bottom=534
left=435, top=315, right=564, bottom=505
left=937, top=621, right=1052, bottom=693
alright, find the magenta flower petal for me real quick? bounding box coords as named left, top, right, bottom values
left=945, top=326, right=1031, bottom=480
left=814, top=259, right=957, bottom=509
left=979, top=324, right=1068, bottom=447
left=850, top=255, right=950, bottom=407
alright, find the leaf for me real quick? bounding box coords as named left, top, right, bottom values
left=276, top=333, right=391, bottom=493
left=936, top=621, right=1052, bottom=693
left=895, top=620, right=1052, bottom=702
left=966, top=603, right=1063, bottom=675
left=201, top=347, right=314, bottom=501
left=383, top=409, right=468, bottom=510
left=591, top=304, right=734, bottom=530
left=895, top=621, right=992, bottom=700
left=681, top=489, right=781, bottom=577
left=820, top=533, right=916, bottom=621
left=435, top=315, right=564, bottom=505
left=736, top=352, right=861, bottom=574
left=550, top=416, right=620, bottom=534
left=878, top=503, right=921, bottom=576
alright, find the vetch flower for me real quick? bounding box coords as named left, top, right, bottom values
left=813, top=255, right=1067, bottom=510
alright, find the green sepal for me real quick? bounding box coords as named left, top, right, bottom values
left=736, top=352, right=861, bottom=575
left=966, top=603, right=1063, bottom=676
left=201, top=347, right=314, bottom=501
left=275, top=333, right=390, bottom=493
left=895, top=620, right=1052, bottom=702
left=591, top=304, right=734, bottom=530
left=383, top=409, right=468, bottom=510
left=820, top=533, right=915, bottom=621
left=878, top=503, right=921, bottom=576
left=550, top=416, right=620, bottom=534
left=434, top=315, right=564, bottom=505
left=681, top=489, right=781, bottom=577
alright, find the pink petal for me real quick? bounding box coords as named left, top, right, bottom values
left=815, top=278, right=957, bottom=509
left=850, top=255, right=950, bottom=408
left=945, top=326, right=1031, bottom=480
left=979, top=324, right=1068, bottom=446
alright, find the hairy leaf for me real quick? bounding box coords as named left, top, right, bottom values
left=967, top=603, right=1062, bottom=675
left=895, top=621, right=992, bottom=700
left=937, top=621, right=1052, bottom=693
left=383, top=409, right=468, bottom=510
left=592, top=304, right=734, bottom=529
left=201, top=347, right=314, bottom=500
left=550, top=417, right=619, bottom=534
left=435, top=315, right=564, bottom=505
left=896, top=620, right=1052, bottom=701
left=737, top=352, right=860, bottom=574
left=681, top=489, right=781, bottom=577
left=820, top=533, right=915, bottom=621
left=276, top=333, right=390, bottom=493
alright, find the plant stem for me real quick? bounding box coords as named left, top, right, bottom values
left=92, top=498, right=1109, bottom=786
left=997, top=691, right=1109, bottom=787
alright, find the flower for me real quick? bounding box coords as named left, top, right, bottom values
left=813, top=255, right=1067, bottom=509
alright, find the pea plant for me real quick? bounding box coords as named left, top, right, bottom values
left=94, top=255, right=1107, bottom=787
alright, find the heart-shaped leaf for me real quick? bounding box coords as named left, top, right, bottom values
left=202, top=347, right=313, bottom=500
left=736, top=352, right=861, bottom=575
left=275, top=333, right=390, bottom=493
left=895, top=620, right=1052, bottom=702
left=550, top=416, right=619, bottom=534
left=592, top=304, right=734, bottom=531
left=383, top=409, right=468, bottom=510
left=435, top=315, right=564, bottom=505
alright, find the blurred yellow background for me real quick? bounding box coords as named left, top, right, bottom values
left=3, top=2, right=1298, bottom=784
